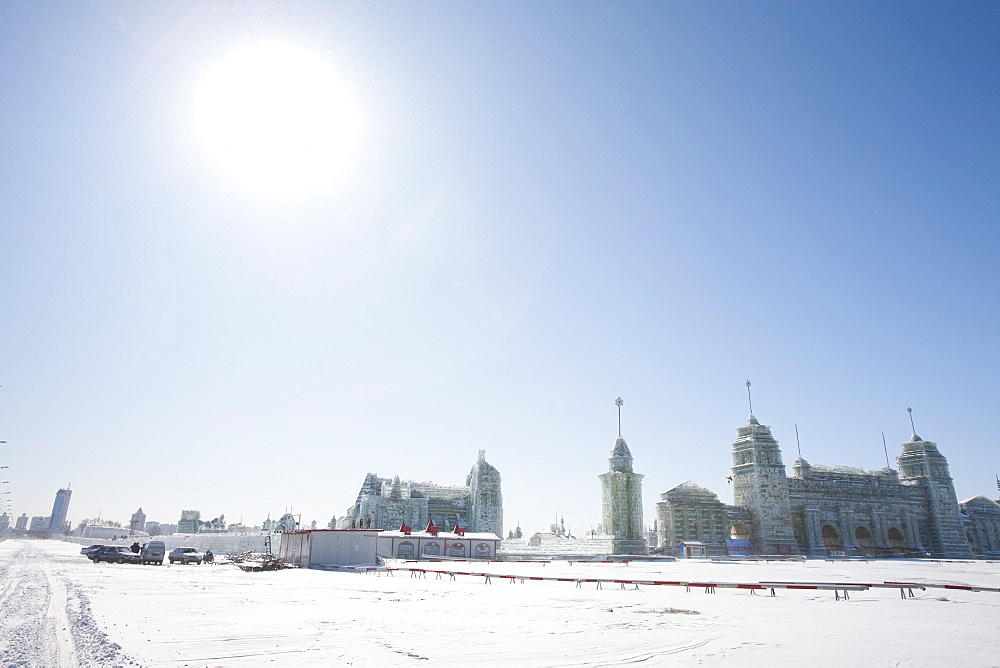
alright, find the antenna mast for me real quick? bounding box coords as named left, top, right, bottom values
left=745, top=380, right=753, bottom=414
left=882, top=432, right=891, bottom=469
left=615, top=397, right=623, bottom=437
left=794, top=424, right=802, bottom=458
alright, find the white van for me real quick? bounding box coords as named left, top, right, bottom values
left=141, top=541, right=166, bottom=565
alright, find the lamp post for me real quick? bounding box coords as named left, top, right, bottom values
left=1, top=442, right=7, bottom=515
left=1, top=437, right=9, bottom=534
left=0, top=474, right=9, bottom=540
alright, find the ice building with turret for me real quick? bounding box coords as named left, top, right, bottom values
left=599, top=434, right=648, bottom=555
left=656, top=414, right=1000, bottom=559
left=337, top=450, right=503, bottom=537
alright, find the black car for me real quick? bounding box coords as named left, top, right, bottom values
left=91, top=545, right=142, bottom=564
left=80, top=544, right=103, bottom=558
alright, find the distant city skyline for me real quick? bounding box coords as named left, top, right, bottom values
left=1, top=2, right=997, bottom=536
left=5, top=397, right=997, bottom=537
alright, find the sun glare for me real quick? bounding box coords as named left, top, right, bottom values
left=195, top=43, right=362, bottom=192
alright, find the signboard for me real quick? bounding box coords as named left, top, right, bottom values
left=726, top=538, right=752, bottom=556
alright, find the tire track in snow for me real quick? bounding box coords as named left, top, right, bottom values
left=0, top=543, right=56, bottom=666
left=0, top=542, right=136, bottom=666
left=43, top=558, right=76, bottom=665
left=0, top=551, right=23, bottom=611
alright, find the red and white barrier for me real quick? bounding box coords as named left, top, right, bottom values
left=327, top=563, right=1000, bottom=601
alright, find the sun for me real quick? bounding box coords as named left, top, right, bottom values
left=194, top=42, right=363, bottom=192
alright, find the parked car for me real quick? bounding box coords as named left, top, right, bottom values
left=80, top=544, right=103, bottom=558
left=91, top=546, right=142, bottom=564
left=141, top=540, right=166, bottom=565
left=169, top=547, right=203, bottom=565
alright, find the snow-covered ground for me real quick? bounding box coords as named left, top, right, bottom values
left=2, top=539, right=999, bottom=666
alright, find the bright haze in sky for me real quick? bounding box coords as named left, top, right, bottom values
left=0, top=3, right=997, bottom=535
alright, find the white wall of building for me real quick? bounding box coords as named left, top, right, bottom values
left=279, top=530, right=379, bottom=567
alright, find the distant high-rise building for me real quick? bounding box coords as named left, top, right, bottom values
left=129, top=508, right=146, bottom=534
left=15, top=513, right=28, bottom=530
left=48, top=487, right=72, bottom=532
left=156, top=523, right=177, bottom=535
left=30, top=515, right=50, bottom=531
left=178, top=510, right=201, bottom=533
left=0, top=513, right=10, bottom=531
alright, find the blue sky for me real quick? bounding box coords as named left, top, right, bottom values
left=1, top=2, right=997, bottom=535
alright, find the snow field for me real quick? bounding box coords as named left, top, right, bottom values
left=3, top=540, right=999, bottom=666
